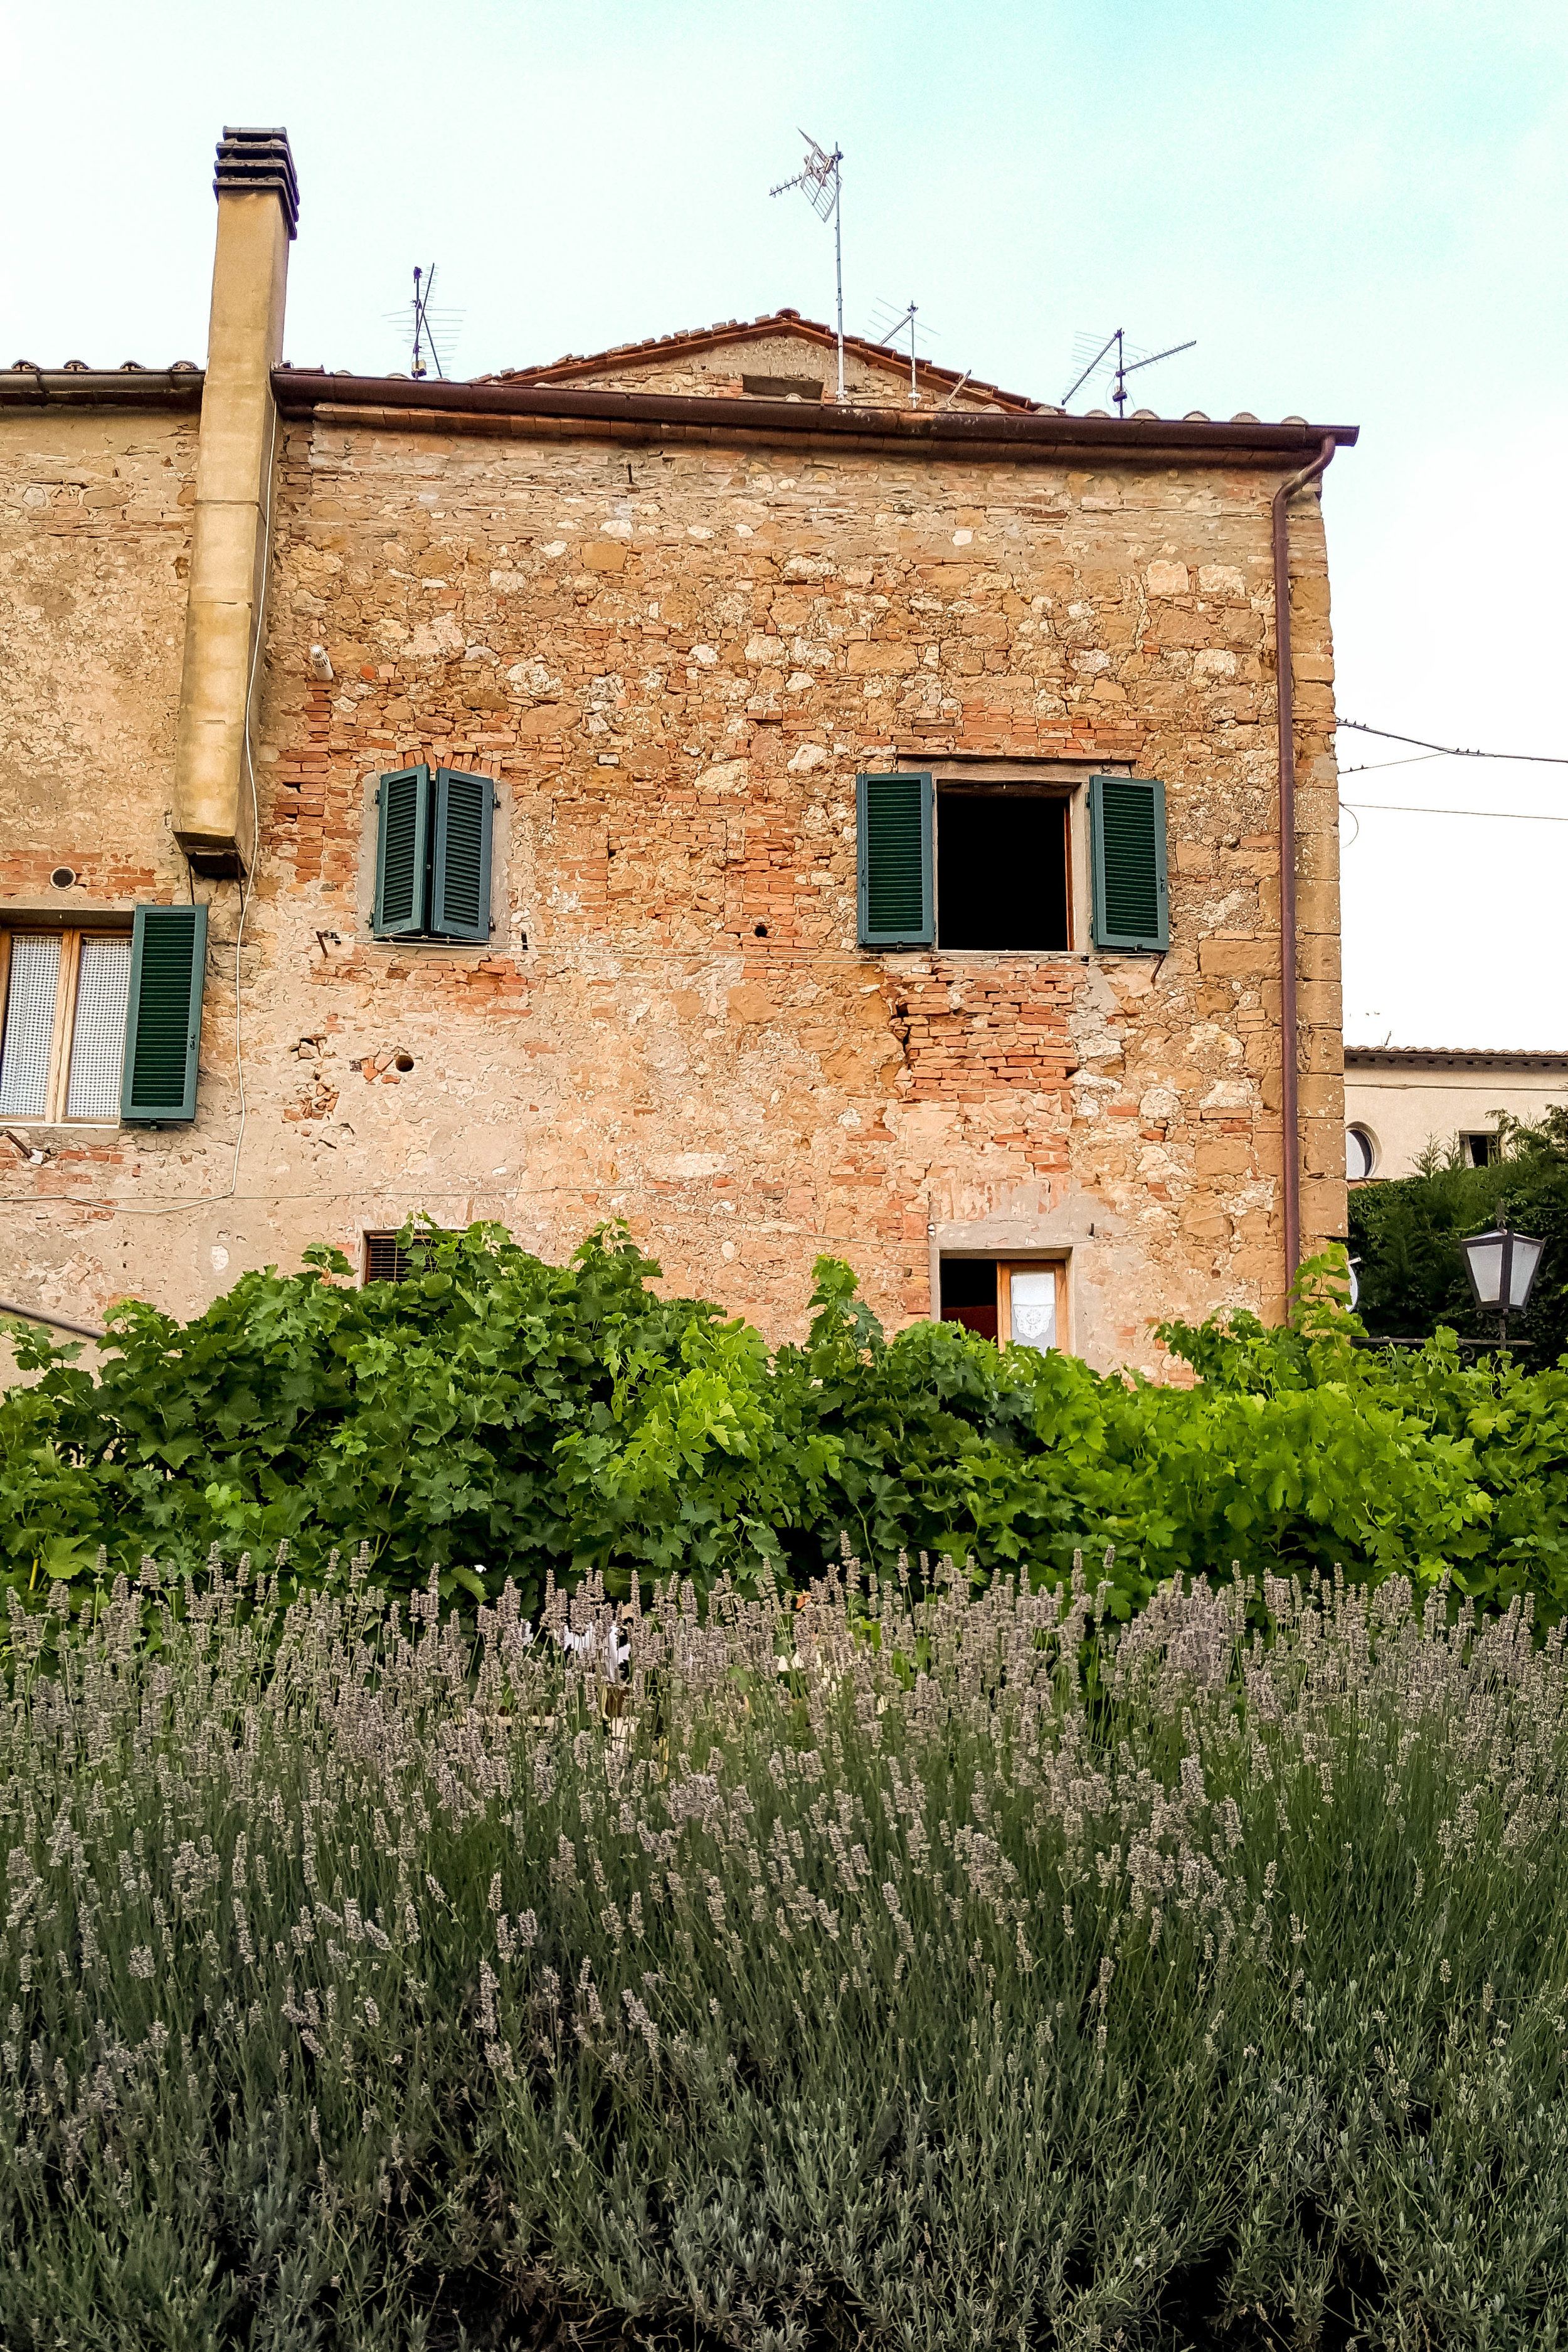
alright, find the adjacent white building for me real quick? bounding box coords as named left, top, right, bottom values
left=1345, top=1048, right=1568, bottom=1180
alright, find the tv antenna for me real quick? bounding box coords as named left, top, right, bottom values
left=384, top=265, right=464, bottom=381
left=869, top=298, right=936, bottom=408
left=1062, top=327, right=1196, bottom=416
left=771, top=133, right=844, bottom=401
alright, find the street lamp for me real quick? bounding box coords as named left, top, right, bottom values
left=1458, top=1214, right=1546, bottom=1347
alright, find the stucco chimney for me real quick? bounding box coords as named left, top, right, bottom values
left=171, top=128, right=298, bottom=874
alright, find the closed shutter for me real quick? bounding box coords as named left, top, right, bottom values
left=121, top=905, right=208, bottom=1123
left=373, top=765, right=431, bottom=936
left=430, top=768, right=494, bottom=941
left=857, top=771, right=933, bottom=948
left=1089, top=776, right=1169, bottom=951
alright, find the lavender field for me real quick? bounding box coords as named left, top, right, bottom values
left=4, top=1552, right=1567, bottom=2348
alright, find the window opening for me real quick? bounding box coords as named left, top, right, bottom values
left=0, top=935, right=63, bottom=1118
left=1461, top=1131, right=1498, bottom=1168
left=741, top=374, right=824, bottom=402
left=1346, top=1125, right=1375, bottom=1181
left=65, top=937, right=133, bottom=1121
left=363, top=1233, right=415, bottom=1285
left=0, top=930, right=139, bottom=1125
left=936, top=790, right=1069, bottom=952
left=940, top=1255, right=998, bottom=1340
left=940, top=1254, right=1064, bottom=1354
left=373, top=765, right=494, bottom=942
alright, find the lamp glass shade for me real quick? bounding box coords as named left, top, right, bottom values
left=1461, top=1232, right=1506, bottom=1308
left=1507, top=1232, right=1545, bottom=1310
left=1459, top=1227, right=1547, bottom=1315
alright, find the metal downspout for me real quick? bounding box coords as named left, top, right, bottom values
left=1272, top=434, right=1337, bottom=1306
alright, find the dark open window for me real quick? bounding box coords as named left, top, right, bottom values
left=936, top=790, right=1069, bottom=951
left=940, top=1256, right=999, bottom=1340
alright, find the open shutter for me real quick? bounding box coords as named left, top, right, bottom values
left=121, top=904, right=208, bottom=1123
left=1089, top=776, right=1169, bottom=951
left=430, top=768, right=494, bottom=942
left=857, top=771, right=933, bottom=948
left=373, top=765, right=430, bottom=937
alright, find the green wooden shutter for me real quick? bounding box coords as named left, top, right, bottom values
left=373, top=765, right=431, bottom=936
left=1089, top=776, right=1169, bottom=951
left=857, top=771, right=933, bottom=948
left=430, top=768, right=494, bottom=942
left=120, top=904, right=208, bottom=1123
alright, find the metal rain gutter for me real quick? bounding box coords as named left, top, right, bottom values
left=1272, top=434, right=1337, bottom=1305
left=0, top=368, right=204, bottom=407
left=272, top=368, right=1359, bottom=463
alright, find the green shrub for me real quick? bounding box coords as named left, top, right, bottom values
left=1351, top=1108, right=1568, bottom=1359
left=9, top=1222, right=1568, bottom=1626
left=3, top=1557, right=1567, bottom=2346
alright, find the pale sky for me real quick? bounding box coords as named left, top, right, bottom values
left=9, top=0, right=1567, bottom=1048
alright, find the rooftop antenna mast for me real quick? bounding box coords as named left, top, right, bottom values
left=385, top=267, right=462, bottom=381
left=771, top=133, right=844, bottom=401
left=1062, top=326, right=1195, bottom=416
left=411, top=264, right=443, bottom=381
left=869, top=297, right=935, bottom=408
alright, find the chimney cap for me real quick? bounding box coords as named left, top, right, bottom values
left=214, top=126, right=299, bottom=240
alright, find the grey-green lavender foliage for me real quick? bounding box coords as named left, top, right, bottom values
left=3, top=1550, right=1568, bottom=2351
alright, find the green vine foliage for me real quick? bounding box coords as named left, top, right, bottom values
left=5, top=1223, right=1568, bottom=1624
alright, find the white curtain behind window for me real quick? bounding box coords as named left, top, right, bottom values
left=1009, top=1268, right=1057, bottom=1353
left=0, top=936, right=62, bottom=1118
left=66, top=937, right=133, bottom=1120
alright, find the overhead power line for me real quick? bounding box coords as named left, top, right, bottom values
left=1342, top=800, right=1568, bottom=824
left=1339, top=720, right=1568, bottom=767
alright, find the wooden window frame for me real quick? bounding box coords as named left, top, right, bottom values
left=995, top=1258, right=1070, bottom=1354
left=0, top=925, right=132, bottom=1127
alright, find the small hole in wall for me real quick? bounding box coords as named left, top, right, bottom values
left=393, top=1053, right=414, bottom=1074
left=50, top=867, right=76, bottom=889
left=754, top=923, right=768, bottom=938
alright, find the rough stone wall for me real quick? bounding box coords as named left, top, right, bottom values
left=0, top=408, right=1344, bottom=1365
left=0, top=410, right=195, bottom=904
left=524, top=336, right=1016, bottom=411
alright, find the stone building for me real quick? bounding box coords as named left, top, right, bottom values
left=0, top=129, right=1355, bottom=1372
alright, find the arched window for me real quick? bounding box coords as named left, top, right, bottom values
left=1346, top=1125, right=1375, bottom=1181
